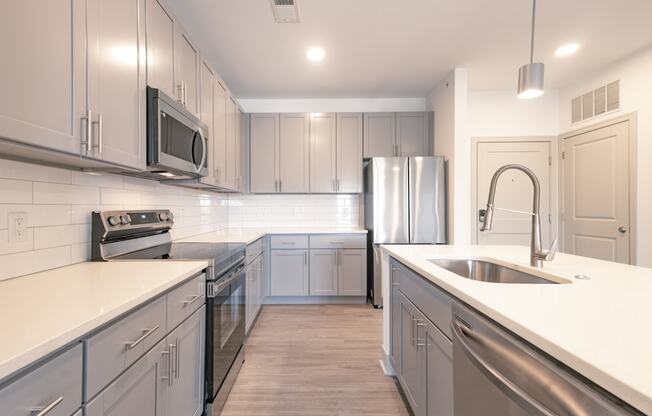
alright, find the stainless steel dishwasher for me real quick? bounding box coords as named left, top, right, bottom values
left=451, top=302, right=643, bottom=416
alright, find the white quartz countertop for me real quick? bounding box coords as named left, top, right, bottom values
left=0, top=260, right=207, bottom=384
left=180, top=227, right=367, bottom=245
left=381, top=244, right=652, bottom=414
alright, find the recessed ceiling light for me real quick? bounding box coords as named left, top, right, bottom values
left=306, top=47, right=325, bottom=62
left=555, top=43, right=580, bottom=57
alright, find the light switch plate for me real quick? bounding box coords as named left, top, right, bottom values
left=8, top=212, right=28, bottom=243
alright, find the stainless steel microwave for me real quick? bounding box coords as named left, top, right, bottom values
left=146, top=87, right=208, bottom=179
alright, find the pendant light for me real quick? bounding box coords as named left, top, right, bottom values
left=517, top=0, right=544, bottom=99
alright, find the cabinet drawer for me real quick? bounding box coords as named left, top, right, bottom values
left=399, top=263, right=452, bottom=339
left=167, top=273, right=205, bottom=331
left=246, top=237, right=264, bottom=263
left=0, top=343, right=82, bottom=416
left=309, top=234, right=366, bottom=249
left=84, top=296, right=167, bottom=400
left=270, top=235, right=309, bottom=249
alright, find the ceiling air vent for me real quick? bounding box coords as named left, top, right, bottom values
left=270, top=0, right=300, bottom=23
left=570, top=80, right=620, bottom=124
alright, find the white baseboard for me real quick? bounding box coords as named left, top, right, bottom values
left=263, top=296, right=367, bottom=305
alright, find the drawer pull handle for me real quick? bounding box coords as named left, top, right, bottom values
left=126, top=325, right=160, bottom=349
left=182, top=294, right=202, bottom=307
left=31, top=396, right=63, bottom=416
left=281, top=241, right=296, bottom=245
left=330, top=241, right=345, bottom=244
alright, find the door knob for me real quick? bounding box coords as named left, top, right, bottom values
left=618, top=226, right=627, bottom=234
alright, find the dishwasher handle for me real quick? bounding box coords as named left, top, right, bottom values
left=452, top=318, right=589, bottom=416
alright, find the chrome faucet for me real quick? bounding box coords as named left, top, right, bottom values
left=480, top=164, right=557, bottom=267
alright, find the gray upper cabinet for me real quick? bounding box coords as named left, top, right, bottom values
left=199, top=61, right=215, bottom=186
left=339, top=249, right=366, bottom=296
left=235, top=106, right=244, bottom=191
left=310, top=113, right=337, bottom=193
left=174, top=28, right=199, bottom=117
left=279, top=113, right=310, bottom=193
left=364, top=112, right=431, bottom=158
left=85, top=338, right=168, bottom=416
left=145, top=0, right=175, bottom=98
left=86, top=0, right=146, bottom=170
left=225, top=96, right=238, bottom=190
left=396, top=112, right=428, bottom=156
left=250, top=114, right=279, bottom=193
left=213, top=80, right=228, bottom=187
left=167, top=307, right=205, bottom=416
left=309, top=249, right=338, bottom=295
left=0, top=0, right=86, bottom=157
left=271, top=249, right=309, bottom=296
left=337, top=113, right=363, bottom=193
left=364, top=113, right=396, bottom=157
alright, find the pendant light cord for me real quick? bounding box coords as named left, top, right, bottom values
left=530, top=0, right=536, bottom=63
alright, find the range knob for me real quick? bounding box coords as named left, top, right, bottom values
left=107, top=216, right=120, bottom=226
left=120, top=215, right=131, bottom=225
left=158, top=212, right=170, bottom=222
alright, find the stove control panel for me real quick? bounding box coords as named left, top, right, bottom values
left=94, top=209, right=174, bottom=232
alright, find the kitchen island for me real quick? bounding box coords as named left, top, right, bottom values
left=380, top=245, right=652, bottom=414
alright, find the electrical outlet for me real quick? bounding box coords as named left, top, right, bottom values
left=8, top=212, right=27, bottom=243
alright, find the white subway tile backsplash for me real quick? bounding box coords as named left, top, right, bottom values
left=0, top=205, right=71, bottom=229
left=0, top=159, right=71, bottom=184
left=0, top=179, right=32, bottom=204
left=33, top=182, right=101, bottom=205
left=0, top=229, right=34, bottom=256
left=0, top=246, right=71, bottom=281
left=71, top=171, right=124, bottom=188
left=34, top=224, right=90, bottom=250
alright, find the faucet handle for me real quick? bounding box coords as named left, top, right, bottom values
left=541, top=239, right=558, bottom=261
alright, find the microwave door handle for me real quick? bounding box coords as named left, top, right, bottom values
left=196, top=129, right=207, bottom=174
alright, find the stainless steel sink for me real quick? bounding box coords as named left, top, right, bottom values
left=429, top=259, right=564, bottom=284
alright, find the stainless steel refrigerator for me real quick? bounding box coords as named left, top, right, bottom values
left=364, top=156, right=446, bottom=307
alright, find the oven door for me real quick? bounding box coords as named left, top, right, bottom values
left=147, top=87, right=207, bottom=178
left=205, top=263, right=246, bottom=403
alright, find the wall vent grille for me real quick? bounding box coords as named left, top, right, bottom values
left=571, top=80, right=620, bottom=124
left=270, top=0, right=299, bottom=23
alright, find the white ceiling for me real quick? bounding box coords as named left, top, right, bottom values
left=165, top=0, right=652, bottom=98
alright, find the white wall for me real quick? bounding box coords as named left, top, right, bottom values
left=558, top=45, right=652, bottom=266
left=238, top=97, right=425, bottom=113
left=426, top=68, right=470, bottom=244
left=468, top=90, right=560, bottom=137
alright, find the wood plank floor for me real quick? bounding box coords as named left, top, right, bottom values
left=220, top=305, right=410, bottom=416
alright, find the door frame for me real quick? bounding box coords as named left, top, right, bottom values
left=558, top=112, right=638, bottom=264
left=470, top=136, right=559, bottom=245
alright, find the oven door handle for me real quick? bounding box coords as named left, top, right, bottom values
left=212, top=266, right=245, bottom=294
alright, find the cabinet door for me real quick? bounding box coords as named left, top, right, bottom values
left=256, top=255, right=265, bottom=314
left=364, top=113, right=396, bottom=157
left=270, top=249, right=309, bottom=296
left=145, top=0, right=175, bottom=98
left=0, top=0, right=86, bottom=156
left=174, top=29, right=199, bottom=116
left=235, top=107, right=243, bottom=190
left=337, top=113, right=363, bottom=193
left=425, top=321, right=453, bottom=416
left=390, top=262, right=401, bottom=371
left=245, top=261, right=257, bottom=332
left=396, top=112, right=427, bottom=156
left=213, top=80, right=227, bottom=186
left=278, top=113, right=310, bottom=193
left=199, top=61, right=215, bottom=185
left=225, top=95, right=238, bottom=189
left=168, top=306, right=205, bottom=416
left=309, top=112, right=337, bottom=193
left=309, top=249, right=338, bottom=296
left=85, top=338, right=169, bottom=416
left=399, top=294, right=426, bottom=416
left=250, top=113, right=278, bottom=193
left=338, top=249, right=366, bottom=296
left=86, top=0, right=146, bottom=170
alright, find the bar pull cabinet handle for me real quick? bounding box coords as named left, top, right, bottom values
left=161, top=348, right=172, bottom=386
left=177, top=82, right=184, bottom=104
left=82, top=109, right=92, bottom=153
left=175, top=338, right=180, bottom=379
left=169, top=342, right=178, bottom=379
left=182, top=294, right=202, bottom=307
left=126, top=325, right=160, bottom=349
left=30, top=397, right=63, bottom=416
left=304, top=251, right=307, bottom=265
left=92, top=113, right=103, bottom=154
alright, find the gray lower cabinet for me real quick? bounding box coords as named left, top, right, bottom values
left=0, top=343, right=83, bottom=416
left=167, top=306, right=205, bottom=416
left=270, top=249, right=309, bottom=296
left=310, top=249, right=338, bottom=295
left=393, top=258, right=453, bottom=416
left=338, top=249, right=366, bottom=296
left=246, top=253, right=265, bottom=332
left=85, top=337, right=168, bottom=416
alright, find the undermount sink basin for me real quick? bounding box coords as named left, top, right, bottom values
left=429, top=258, right=564, bottom=284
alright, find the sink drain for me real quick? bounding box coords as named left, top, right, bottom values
left=574, top=274, right=591, bottom=280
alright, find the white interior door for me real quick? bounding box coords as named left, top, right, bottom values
left=476, top=141, right=551, bottom=246
left=562, top=121, right=630, bottom=263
